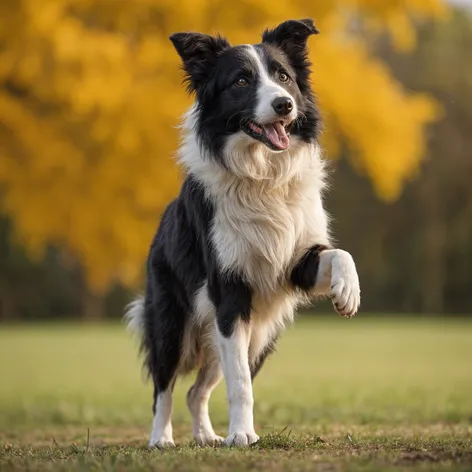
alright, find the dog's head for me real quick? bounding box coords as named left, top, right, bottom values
left=171, top=19, right=321, bottom=173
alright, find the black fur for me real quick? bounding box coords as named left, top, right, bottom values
left=169, top=32, right=231, bottom=94
left=142, top=177, right=216, bottom=405
left=291, top=244, right=330, bottom=291
left=213, top=272, right=252, bottom=338
left=262, top=19, right=319, bottom=95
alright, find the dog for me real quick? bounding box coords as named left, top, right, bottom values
left=125, top=18, right=361, bottom=448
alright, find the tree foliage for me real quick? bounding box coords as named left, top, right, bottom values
left=0, top=0, right=447, bottom=292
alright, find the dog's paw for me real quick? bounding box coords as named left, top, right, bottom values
left=194, top=431, right=225, bottom=447
left=330, top=250, right=360, bottom=318
left=148, top=438, right=176, bottom=449
left=225, top=431, right=259, bottom=447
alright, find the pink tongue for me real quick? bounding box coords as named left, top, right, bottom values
left=263, top=122, right=290, bottom=150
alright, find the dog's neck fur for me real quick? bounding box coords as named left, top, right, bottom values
left=179, top=106, right=326, bottom=192
left=179, top=106, right=331, bottom=298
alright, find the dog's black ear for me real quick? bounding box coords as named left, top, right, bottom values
left=262, top=19, right=319, bottom=52
left=170, top=32, right=230, bottom=92
left=262, top=19, right=318, bottom=91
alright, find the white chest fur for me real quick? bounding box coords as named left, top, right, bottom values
left=211, top=143, right=330, bottom=297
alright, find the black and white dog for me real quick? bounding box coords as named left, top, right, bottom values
left=125, top=18, right=360, bottom=448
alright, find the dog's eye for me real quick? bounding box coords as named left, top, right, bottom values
left=278, top=72, right=289, bottom=83
left=236, top=77, right=249, bottom=87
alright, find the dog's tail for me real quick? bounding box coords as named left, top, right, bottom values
left=124, top=296, right=145, bottom=336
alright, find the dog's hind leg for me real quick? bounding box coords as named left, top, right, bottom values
left=145, top=271, right=186, bottom=449
left=187, top=359, right=223, bottom=446
left=149, top=381, right=175, bottom=449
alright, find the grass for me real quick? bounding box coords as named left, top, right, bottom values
left=0, top=315, right=471, bottom=471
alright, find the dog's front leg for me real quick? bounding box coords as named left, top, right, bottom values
left=291, top=245, right=361, bottom=317
left=214, top=277, right=259, bottom=447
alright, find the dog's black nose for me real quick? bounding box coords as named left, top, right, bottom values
left=272, top=97, right=293, bottom=116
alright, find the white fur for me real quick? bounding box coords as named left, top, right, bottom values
left=217, top=320, right=259, bottom=446
left=313, top=249, right=361, bottom=318
left=187, top=362, right=224, bottom=446
left=194, top=281, right=215, bottom=326
left=124, top=296, right=145, bottom=335
left=247, top=45, right=298, bottom=125
left=149, top=389, right=175, bottom=448
left=214, top=141, right=330, bottom=298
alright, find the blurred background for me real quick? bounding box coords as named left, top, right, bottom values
left=0, top=0, right=471, bottom=321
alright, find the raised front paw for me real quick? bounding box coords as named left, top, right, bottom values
left=225, top=431, right=259, bottom=447
left=330, top=250, right=360, bottom=318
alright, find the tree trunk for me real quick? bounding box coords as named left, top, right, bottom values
left=81, top=287, right=105, bottom=321
left=418, top=181, right=446, bottom=314
left=0, top=280, right=17, bottom=321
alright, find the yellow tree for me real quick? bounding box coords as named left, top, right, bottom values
left=0, top=0, right=447, bottom=298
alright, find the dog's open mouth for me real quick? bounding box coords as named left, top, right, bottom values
left=242, top=120, right=293, bottom=151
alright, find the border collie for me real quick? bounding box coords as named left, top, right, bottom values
left=125, top=18, right=360, bottom=448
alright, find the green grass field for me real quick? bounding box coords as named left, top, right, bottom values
left=0, top=316, right=471, bottom=471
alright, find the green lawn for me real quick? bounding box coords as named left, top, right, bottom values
left=0, top=316, right=471, bottom=471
